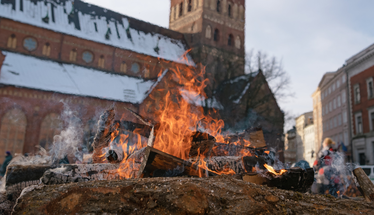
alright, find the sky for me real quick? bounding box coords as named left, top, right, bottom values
left=84, top=0, right=374, bottom=130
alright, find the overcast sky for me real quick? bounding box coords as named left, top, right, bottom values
left=84, top=0, right=374, bottom=130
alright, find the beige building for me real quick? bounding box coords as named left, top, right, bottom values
left=312, top=89, right=323, bottom=154
left=295, top=112, right=313, bottom=161
left=304, top=124, right=315, bottom=166
left=284, top=127, right=297, bottom=164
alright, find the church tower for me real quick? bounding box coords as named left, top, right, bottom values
left=169, top=0, right=246, bottom=90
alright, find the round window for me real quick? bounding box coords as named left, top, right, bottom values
left=131, top=63, right=140, bottom=73
left=23, top=37, right=37, bottom=51
left=82, top=51, right=94, bottom=63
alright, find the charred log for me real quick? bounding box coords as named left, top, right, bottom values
left=137, top=146, right=216, bottom=178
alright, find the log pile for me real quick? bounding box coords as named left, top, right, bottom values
left=10, top=176, right=374, bottom=215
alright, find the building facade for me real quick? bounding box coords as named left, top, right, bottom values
left=0, top=0, right=284, bottom=163
left=313, top=69, right=351, bottom=160
left=295, top=112, right=313, bottom=162
left=346, top=43, right=374, bottom=165
left=284, top=127, right=296, bottom=164
left=303, top=124, right=315, bottom=166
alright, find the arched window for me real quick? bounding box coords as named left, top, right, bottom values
left=235, top=36, right=241, bottom=49
left=188, top=0, right=192, bottom=12
left=228, top=4, right=232, bottom=17
left=131, top=63, right=140, bottom=73
left=239, top=5, right=244, bottom=20
left=228, top=34, right=233, bottom=46
left=179, top=2, right=184, bottom=17
left=69, top=49, right=77, bottom=62
left=7, top=34, right=17, bottom=49
left=120, top=61, right=127, bottom=73
left=0, top=108, right=27, bottom=162
left=98, top=55, right=105, bottom=68
left=214, top=29, right=220, bottom=41
left=42, top=43, right=51, bottom=56
left=144, top=66, right=150, bottom=78
left=38, top=113, right=62, bottom=150
left=216, top=0, right=221, bottom=12
left=205, top=25, right=212, bottom=39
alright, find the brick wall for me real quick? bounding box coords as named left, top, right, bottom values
left=350, top=65, right=374, bottom=135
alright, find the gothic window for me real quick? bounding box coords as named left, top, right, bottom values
left=131, top=63, right=140, bottom=73
left=144, top=66, right=150, bottom=78
left=205, top=25, right=212, bottom=39
left=235, top=36, right=241, bottom=49
left=228, top=4, right=232, bottom=17
left=0, top=108, right=27, bottom=163
left=98, top=55, right=105, bottom=68
left=7, top=34, right=17, bottom=49
left=188, top=0, right=192, bottom=12
left=42, top=43, right=51, bottom=56
left=239, top=5, right=244, bottom=20
left=216, top=0, right=221, bottom=13
left=69, top=49, right=77, bottom=62
left=120, top=61, right=127, bottom=73
left=23, top=37, right=38, bottom=51
left=179, top=2, right=184, bottom=16
left=170, top=6, right=175, bottom=21
left=228, top=34, right=233, bottom=46
left=214, top=29, right=220, bottom=41
left=82, top=51, right=94, bottom=63
left=38, top=113, right=62, bottom=150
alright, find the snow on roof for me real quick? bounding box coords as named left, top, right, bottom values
left=0, top=0, right=194, bottom=65
left=180, top=88, right=223, bottom=110
left=0, top=51, right=155, bottom=104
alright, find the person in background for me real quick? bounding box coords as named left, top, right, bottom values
left=0, top=151, right=13, bottom=177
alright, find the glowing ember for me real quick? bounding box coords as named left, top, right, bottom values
left=264, top=164, right=287, bottom=176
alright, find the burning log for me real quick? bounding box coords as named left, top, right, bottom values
left=92, top=108, right=115, bottom=163
left=353, top=167, right=374, bottom=202
left=137, top=146, right=216, bottom=178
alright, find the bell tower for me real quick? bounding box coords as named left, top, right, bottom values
left=169, top=0, right=245, bottom=90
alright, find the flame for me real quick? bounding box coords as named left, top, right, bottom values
left=264, top=164, right=287, bottom=176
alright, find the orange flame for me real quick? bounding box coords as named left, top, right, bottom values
left=264, top=164, right=287, bottom=176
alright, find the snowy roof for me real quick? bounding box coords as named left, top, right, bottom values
left=180, top=88, right=223, bottom=110
left=0, top=0, right=194, bottom=65
left=0, top=51, right=155, bottom=104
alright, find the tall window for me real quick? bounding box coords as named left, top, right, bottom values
left=179, top=2, right=183, bottom=17
left=205, top=25, right=212, bottom=39
left=69, top=49, right=77, bottom=62
left=7, top=34, right=17, bottom=49
left=213, top=29, right=220, bottom=41
left=38, top=113, right=62, bottom=150
left=228, top=34, right=233, bottom=46
left=188, top=0, right=192, bottom=12
left=356, top=113, right=363, bottom=134
left=367, top=78, right=374, bottom=99
left=0, top=108, right=27, bottom=163
left=216, top=0, right=221, bottom=13
left=370, top=110, right=374, bottom=131
left=354, top=84, right=361, bottom=104
left=235, top=36, right=241, bottom=49
left=98, top=55, right=105, bottom=68
left=42, top=43, right=51, bottom=56
left=228, top=4, right=232, bottom=17
left=170, top=6, right=175, bottom=21
left=120, top=61, right=127, bottom=73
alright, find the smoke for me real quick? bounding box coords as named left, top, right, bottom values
left=49, top=103, right=84, bottom=164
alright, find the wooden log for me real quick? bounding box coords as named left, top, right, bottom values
left=137, top=147, right=216, bottom=178
left=189, top=131, right=216, bottom=158
left=353, top=167, right=374, bottom=202
left=92, top=108, right=115, bottom=163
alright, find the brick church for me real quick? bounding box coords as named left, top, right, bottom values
left=0, top=0, right=284, bottom=163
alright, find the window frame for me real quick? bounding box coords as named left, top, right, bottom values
left=368, top=107, right=374, bottom=132
left=367, top=77, right=374, bottom=99
left=355, top=112, right=363, bottom=135
left=354, top=84, right=361, bottom=104
left=213, top=28, right=220, bottom=42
